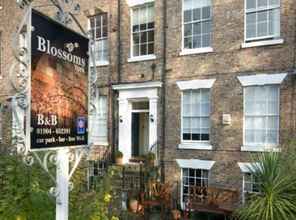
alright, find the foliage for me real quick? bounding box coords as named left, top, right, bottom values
left=236, top=145, right=296, bottom=220
left=145, top=152, right=155, bottom=161
left=0, top=153, right=120, bottom=220
left=115, top=150, right=123, bottom=158
left=0, top=153, right=55, bottom=220
left=70, top=165, right=121, bottom=220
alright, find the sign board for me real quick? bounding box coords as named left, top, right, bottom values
left=30, top=10, right=89, bottom=150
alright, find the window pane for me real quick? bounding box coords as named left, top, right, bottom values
left=267, top=116, right=278, bottom=130
left=184, top=10, right=192, bottom=22
left=192, top=35, right=201, bottom=48
left=246, top=13, right=256, bottom=25
left=147, top=5, right=154, bottom=23
left=148, top=30, right=154, bottom=42
left=193, top=8, right=201, bottom=21
left=133, top=45, right=139, bottom=57
left=133, top=33, right=140, bottom=44
left=148, top=43, right=154, bottom=54
left=184, top=24, right=192, bottom=37
left=202, top=34, right=211, bottom=47
left=184, top=37, right=193, bottom=49
left=140, top=44, right=147, bottom=55
left=267, top=130, right=277, bottom=144
left=258, top=0, right=268, bottom=8
left=184, top=0, right=192, bottom=10
left=202, top=21, right=211, bottom=34
left=246, top=24, right=256, bottom=39
left=202, top=6, right=211, bottom=20
left=102, top=26, right=108, bottom=37
left=269, top=0, right=280, bottom=6
left=193, top=23, right=202, bottom=35
left=245, top=129, right=255, bottom=144
left=141, top=32, right=148, bottom=43
left=246, top=0, right=256, bottom=9
left=269, top=9, right=280, bottom=36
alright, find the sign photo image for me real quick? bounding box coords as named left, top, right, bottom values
left=30, top=10, right=89, bottom=150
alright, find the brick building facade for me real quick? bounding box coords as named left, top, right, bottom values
left=1, top=0, right=296, bottom=211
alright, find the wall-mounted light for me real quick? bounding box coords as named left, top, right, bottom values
left=119, top=116, right=123, bottom=123
left=150, top=114, right=154, bottom=123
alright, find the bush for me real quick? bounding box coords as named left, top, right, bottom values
left=115, top=150, right=123, bottom=158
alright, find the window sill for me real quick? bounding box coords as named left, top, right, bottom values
left=89, top=61, right=109, bottom=67
left=241, top=39, right=284, bottom=48
left=180, top=47, right=213, bottom=56
left=241, top=145, right=280, bottom=152
left=178, top=142, right=212, bottom=150
left=92, top=142, right=109, bottom=146
left=128, top=55, right=156, bottom=63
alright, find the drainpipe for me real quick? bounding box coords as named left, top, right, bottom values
left=117, top=0, right=122, bottom=83
left=160, top=0, right=167, bottom=183
left=112, top=0, right=121, bottom=160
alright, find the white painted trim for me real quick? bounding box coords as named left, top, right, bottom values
left=180, top=47, right=214, bottom=56
left=112, top=81, right=162, bottom=90
left=127, top=0, right=154, bottom=7
left=128, top=55, right=156, bottom=63
left=238, top=162, right=262, bottom=173
left=117, top=86, right=159, bottom=163
left=178, top=142, right=212, bottom=150
left=177, top=79, right=216, bottom=90
left=237, top=73, right=287, bottom=86
left=241, top=145, right=281, bottom=152
left=176, top=159, right=215, bottom=170
left=241, top=39, right=284, bottom=48
left=93, top=142, right=109, bottom=146
left=89, top=61, right=109, bottom=67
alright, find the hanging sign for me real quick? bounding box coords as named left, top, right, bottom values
left=30, top=9, right=89, bottom=150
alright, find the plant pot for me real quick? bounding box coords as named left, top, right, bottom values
left=171, top=209, right=181, bottom=220
left=146, top=159, right=155, bottom=167
left=115, top=157, right=123, bottom=165
left=128, top=199, right=139, bottom=213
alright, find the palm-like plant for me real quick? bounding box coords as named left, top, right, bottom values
left=236, top=152, right=296, bottom=220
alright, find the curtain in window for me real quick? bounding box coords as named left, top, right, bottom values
left=244, top=85, right=279, bottom=146
left=90, top=95, right=108, bottom=144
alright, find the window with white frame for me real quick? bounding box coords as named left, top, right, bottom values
left=182, top=89, right=210, bottom=142
left=89, top=13, right=108, bottom=64
left=90, top=95, right=108, bottom=145
left=183, top=0, right=212, bottom=50
left=182, top=168, right=209, bottom=203
left=131, top=3, right=155, bottom=57
left=244, top=85, right=279, bottom=147
left=245, top=0, right=280, bottom=41
left=243, top=173, right=261, bottom=194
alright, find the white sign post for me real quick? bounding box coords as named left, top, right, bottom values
left=56, top=149, right=70, bottom=220
left=10, top=1, right=98, bottom=220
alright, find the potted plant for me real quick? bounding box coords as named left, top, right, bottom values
left=128, top=197, right=139, bottom=213
left=145, top=152, right=156, bottom=166
left=115, top=150, right=123, bottom=165
left=171, top=209, right=181, bottom=220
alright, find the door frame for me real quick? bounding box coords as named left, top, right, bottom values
left=113, top=82, right=161, bottom=164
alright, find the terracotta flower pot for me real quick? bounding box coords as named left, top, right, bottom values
left=171, top=209, right=181, bottom=220
left=129, top=199, right=139, bottom=213
left=115, top=157, right=123, bottom=165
